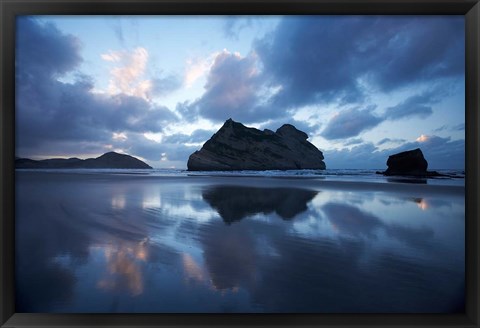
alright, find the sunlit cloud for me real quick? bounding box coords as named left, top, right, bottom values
left=100, top=50, right=122, bottom=62
left=102, top=47, right=152, bottom=100
left=416, top=134, right=429, bottom=142
left=112, top=132, right=128, bottom=141
left=184, top=51, right=220, bottom=88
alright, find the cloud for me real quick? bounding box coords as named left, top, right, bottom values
left=102, top=47, right=152, bottom=100
left=258, top=117, right=321, bottom=138
left=184, top=52, right=219, bottom=87
left=383, top=87, right=446, bottom=120
left=184, top=16, right=464, bottom=140
left=434, top=123, right=465, bottom=133
left=187, top=50, right=273, bottom=123
left=16, top=18, right=179, bottom=160
left=344, top=138, right=364, bottom=146
left=320, top=84, right=453, bottom=141
left=377, top=138, right=406, bottom=146
left=223, top=16, right=254, bottom=40
left=162, top=129, right=214, bottom=145
left=254, top=16, right=464, bottom=109
left=321, top=106, right=382, bottom=140
left=151, top=74, right=182, bottom=97
left=16, top=17, right=82, bottom=79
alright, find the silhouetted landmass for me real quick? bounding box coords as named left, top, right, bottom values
left=15, top=152, right=152, bottom=169
left=377, top=148, right=442, bottom=177
left=188, top=119, right=326, bottom=171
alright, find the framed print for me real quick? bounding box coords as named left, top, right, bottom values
left=1, top=0, right=479, bottom=327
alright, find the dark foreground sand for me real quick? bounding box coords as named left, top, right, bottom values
left=15, top=171, right=465, bottom=313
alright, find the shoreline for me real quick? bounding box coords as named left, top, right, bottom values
left=16, top=170, right=465, bottom=197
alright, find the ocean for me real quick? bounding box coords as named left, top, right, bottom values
left=16, top=168, right=466, bottom=185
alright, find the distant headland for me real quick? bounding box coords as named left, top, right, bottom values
left=15, top=151, right=152, bottom=169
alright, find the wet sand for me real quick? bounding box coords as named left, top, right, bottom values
left=15, top=171, right=465, bottom=313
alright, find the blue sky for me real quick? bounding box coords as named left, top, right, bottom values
left=15, top=15, right=465, bottom=169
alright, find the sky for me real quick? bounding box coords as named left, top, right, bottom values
left=15, top=15, right=465, bottom=169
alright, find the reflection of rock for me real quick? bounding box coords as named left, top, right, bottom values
left=202, top=186, right=318, bottom=224
left=187, top=118, right=326, bottom=171
left=377, top=148, right=441, bottom=177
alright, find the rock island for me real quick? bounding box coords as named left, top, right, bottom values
left=187, top=119, right=326, bottom=171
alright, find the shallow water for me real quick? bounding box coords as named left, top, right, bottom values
left=15, top=171, right=465, bottom=313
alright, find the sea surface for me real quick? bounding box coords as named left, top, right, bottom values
left=15, top=169, right=465, bottom=313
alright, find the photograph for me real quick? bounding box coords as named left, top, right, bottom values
left=12, top=13, right=467, bottom=315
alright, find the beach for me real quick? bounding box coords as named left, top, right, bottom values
left=15, top=170, right=465, bottom=313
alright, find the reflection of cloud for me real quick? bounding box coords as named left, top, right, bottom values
left=199, top=223, right=257, bottom=291
left=322, top=202, right=435, bottom=247
left=142, top=191, right=162, bottom=209
left=111, top=193, right=126, bottom=209
left=323, top=203, right=383, bottom=238
left=182, top=253, right=205, bottom=283
left=202, top=186, right=318, bottom=224
left=97, top=241, right=148, bottom=296
left=413, top=198, right=429, bottom=210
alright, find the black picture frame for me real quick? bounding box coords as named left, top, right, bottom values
left=1, top=0, right=479, bottom=327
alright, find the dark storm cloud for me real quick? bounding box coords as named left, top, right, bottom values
left=383, top=88, right=444, bottom=120
left=16, top=17, right=82, bottom=78
left=16, top=18, right=178, bottom=159
left=377, top=138, right=406, bottom=146
left=255, top=16, right=464, bottom=109
left=321, top=106, right=382, bottom=140
left=187, top=51, right=277, bottom=123
left=321, top=84, right=453, bottom=141
left=188, top=16, right=463, bottom=131
left=184, top=51, right=300, bottom=125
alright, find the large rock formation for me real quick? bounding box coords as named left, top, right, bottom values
left=187, top=119, right=326, bottom=171
left=15, top=152, right=152, bottom=169
left=379, top=148, right=440, bottom=177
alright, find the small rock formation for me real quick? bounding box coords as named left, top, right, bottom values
left=187, top=118, right=326, bottom=171
left=378, top=148, right=440, bottom=177
left=15, top=151, right=152, bottom=169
